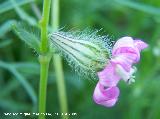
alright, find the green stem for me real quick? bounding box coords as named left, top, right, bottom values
left=52, top=0, right=68, bottom=119
left=39, top=0, right=51, bottom=119
left=52, top=0, right=59, bottom=29
left=40, top=0, right=51, bottom=53
left=39, top=55, right=51, bottom=119
left=53, top=55, right=68, bottom=119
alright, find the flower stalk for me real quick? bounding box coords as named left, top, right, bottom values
left=51, top=0, right=68, bottom=119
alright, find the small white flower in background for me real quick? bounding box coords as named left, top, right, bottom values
left=153, top=40, right=160, bottom=56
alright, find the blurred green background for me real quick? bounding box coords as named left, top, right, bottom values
left=0, top=0, right=160, bottom=119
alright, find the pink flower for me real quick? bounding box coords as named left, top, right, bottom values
left=93, top=37, right=148, bottom=107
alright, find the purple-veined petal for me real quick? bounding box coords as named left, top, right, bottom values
left=97, top=62, right=120, bottom=87
left=111, top=54, right=137, bottom=72
left=112, top=37, right=138, bottom=55
left=112, top=37, right=144, bottom=63
left=93, top=82, right=120, bottom=107
left=93, top=36, right=148, bottom=108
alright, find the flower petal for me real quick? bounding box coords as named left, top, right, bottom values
left=97, top=62, right=120, bottom=87
left=93, top=83, right=119, bottom=107
left=112, top=36, right=142, bottom=63
left=134, top=39, right=148, bottom=51
left=111, top=54, right=136, bottom=72
left=93, top=36, right=148, bottom=108
left=112, top=37, right=137, bottom=55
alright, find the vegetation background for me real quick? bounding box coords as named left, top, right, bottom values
left=0, top=0, right=160, bottom=119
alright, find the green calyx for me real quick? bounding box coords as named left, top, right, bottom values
left=49, top=31, right=111, bottom=76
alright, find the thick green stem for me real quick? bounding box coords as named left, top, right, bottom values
left=39, top=55, right=50, bottom=119
left=40, top=0, right=51, bottom=53
left=39, top=0, right=51, bottom=119
left=52, top=0, right=68, bottom=119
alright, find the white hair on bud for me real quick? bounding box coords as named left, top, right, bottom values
left=55, top=28, right=113, bottom=55
left=49, top=28, right=113, bottom=79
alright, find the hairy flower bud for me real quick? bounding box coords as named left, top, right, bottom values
left=49, top=30, right=112, bottom=76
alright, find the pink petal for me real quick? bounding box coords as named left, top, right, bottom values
left=111, top=54, right=136, bottom=72
left=98, top=62, right=120, bottom=87
left=112, top=36, right=140, bottom=63
left=93, top=82, right=119, bottom=107
left=93, top=36, right=148, bottom=108
left=134, top=39, right=148, bottom=51
left=112, top=37, right=138, bottom=55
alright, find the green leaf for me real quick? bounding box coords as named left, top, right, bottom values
left=0, top=79, right=19, bottom=98
left=0, top=20, right=16, bottom=38
left=0, top=39, right=12, bottom=48
left=0, top=0, right=34, bottom=14
left=9, top=68, right=37, bottom=104
left=114, top=0, right=160, bottom=16
left=0, top=99, right=32, bottom=111
left=0, top=61, right=37, bottom=105
left=13, top=22, right=40, bottom=53
left=12, top=62, right=40, bottom=75
left=10, top=0, right=37, bottom=25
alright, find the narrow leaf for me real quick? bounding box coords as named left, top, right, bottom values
left=0, top=0, right=34, bottom=14
left=10, top=0, right=37, bottom=25
left=0, top=39, right=12, bottom=48
left=0, top=20, right=16, bottom=38
left=0, top=61, right=37, bottom=105
left=13, top=22, right=40, bottom=53
left=114, top=0, right=160, bottom=16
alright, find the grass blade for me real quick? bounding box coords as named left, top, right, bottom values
left=114, top=0, right=160, bottom=16
left=0, top=61, right=37, bottom=105
left=0, top=0, right=34, bottom=14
